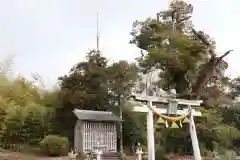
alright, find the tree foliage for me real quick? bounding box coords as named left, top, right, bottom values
left=0, top=67, right=54, bottom=149
left=56, top=50, right=140, bottom=148
left=108, top=60, right=139, bottom=104
left=130, top=0, right=232, bottom=101
left=130, top=0, right=238, bottom=156
left=59, top=50, right=109, bottom=110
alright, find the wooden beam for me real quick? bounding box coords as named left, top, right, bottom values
left=131, top=93, right=203, bottom=106
left=132, top=106, right=202, bottom=117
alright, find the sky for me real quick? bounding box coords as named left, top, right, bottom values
left=0, top=0, right=239, bottom=88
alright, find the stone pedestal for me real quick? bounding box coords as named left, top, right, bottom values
left=136, top=148, right=143, bottom=160
left=94, top=149, right=102, bottom=160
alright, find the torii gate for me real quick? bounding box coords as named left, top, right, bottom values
left=130, top=93, right=203, bottom=160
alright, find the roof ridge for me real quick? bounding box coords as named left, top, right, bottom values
left=74, top=109, right=112, bottom=114
left=73, top=109, right=122, bottom=122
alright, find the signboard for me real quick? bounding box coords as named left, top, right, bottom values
left=168, top=100, right=178, bottom=115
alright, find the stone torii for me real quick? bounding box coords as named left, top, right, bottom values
left=130, top=93, right=203, bottom=160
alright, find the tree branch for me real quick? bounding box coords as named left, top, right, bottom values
left=171, top=10, right=177, bottom=23
left=216, top=50, right=233, bottom=63
left=191, top=27, right=211, bottom=46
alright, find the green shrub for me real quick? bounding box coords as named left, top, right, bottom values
left=39, top=135, right=69, bottom=156
left=155, top=145, right=168, bottom=160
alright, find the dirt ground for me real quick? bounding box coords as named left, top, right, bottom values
left=0, top=151, right=136, bottom=160
left=0, top=151, right=70, bottom=160
left=0, top=152, right=136, bottom=160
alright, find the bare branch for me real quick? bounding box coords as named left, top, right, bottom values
left=217, top=50, right=233, bottom=63
left=191, top=27, right=211, bottom=46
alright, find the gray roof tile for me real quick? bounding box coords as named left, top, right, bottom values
left=73, top=109, right=122, bottom=122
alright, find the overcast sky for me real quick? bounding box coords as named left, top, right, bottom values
left=0, top=0, right=239, bottom=88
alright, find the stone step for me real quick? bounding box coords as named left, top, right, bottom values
left=101, top=152, right=121, bottom=160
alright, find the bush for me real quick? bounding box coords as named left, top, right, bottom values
left=155, top=145, right=168, bottom=160
left=39, top=135, right=69, bottom=156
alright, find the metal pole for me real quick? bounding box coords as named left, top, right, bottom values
left=189, top=106, right=201, bottom=160
left=147, top=100, right=155, bottom=160
left=96, top=12, right=100, bottom=53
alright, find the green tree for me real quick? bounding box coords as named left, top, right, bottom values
left=108, top=61, right=139, bottom=104
left=0, top=71, right=56, bottom=148
left=130, top=0, right=236, bottom=154
left=21, top=111, right=41, bottom=145
left=0, top=77, right=41, bottom=106
left=121, top=102, right=147, bottom=148
left=59, top=50, right=109, bottom=110
left=21, top=105, right=49, bottom=145
left=107, top=60, right=139, bottom=152
left=130, top=0, right=232, bottom=100
left=3, top=106, right=24, bottom=146
left=0, top=106, right=7, bottom=143
left=41, top=89, right=62, bottom=108
left=229, top=77, right=240, bottom=98
left=56, top=50, right=110, bottom=143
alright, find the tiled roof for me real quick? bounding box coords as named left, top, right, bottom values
left=73, top=109, right=122, bottom=122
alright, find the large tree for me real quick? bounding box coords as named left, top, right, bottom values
left=130, top=0, right=238, bottom=155
left=108, top=60, right=139, bottom=104
left=56, top=50, right=110, bottom=142
left=130, top=0, right=232, bottom=101
left=107, top=60, right=139, bottom=152
left=59, top=50, right=110, bottom=110
left=56, top=50, right=142, bottom=149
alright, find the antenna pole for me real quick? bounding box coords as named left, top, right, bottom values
left=96, top=12, right=100, bottom=52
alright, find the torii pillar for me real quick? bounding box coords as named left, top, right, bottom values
left=147, top=101, right=155, bottom=160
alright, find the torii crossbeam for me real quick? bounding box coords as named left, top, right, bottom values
left=130, top=93, right=203, bottom=160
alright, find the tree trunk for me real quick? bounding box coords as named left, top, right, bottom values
left=192, top=50, right=233, bottom=99
left=192, top=65, right=215, bottom=99
left=118, top=95, right=123, bottom=154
